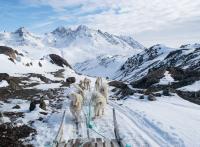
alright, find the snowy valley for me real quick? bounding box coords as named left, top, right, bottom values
left=0, top=26, right=200, bottom=147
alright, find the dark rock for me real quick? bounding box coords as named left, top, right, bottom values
left=39, top=99, right=46, bottom=110
left=0, top=73, right=9, bottom=81
left=0, top=46, right=17, bottom=59
left=25, top=63, right=30, bottom=66
left=176, top=90, right=200, bottom=104
left=108, top=81, right=127, bottom=89
left=139, top=95, right=144, bottom=99
left=27, top=73, right=52, bottom=84
left=130, top=67, right=166, bottom=89
left=29, top=101, right=36, bottom=111
left=66, top=77, right=76, bottom=84
left=153, top=93, right=162, bottom=97
left=8, top=57, right=15, bottom=63
left=49, top=54, right=72, bottom=68
left=38, top=62, right=42, bottom=67
left=18, top=53, right=24, bottom=56
left=12, top=105, right=21, bottom=109
left=39, top=112, right=48, bottom=115
left=0, top=122, right=35, bottom=147
left=163, top=88, right=170, bottom=96
left=7, top=79, right=22, bottom=90
left=38, top=117, right=43, bottom=121
left=3, top=112, right=24, bottom=122
left=148, top=94, right=156, bottom=101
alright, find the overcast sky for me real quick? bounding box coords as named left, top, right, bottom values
left=0, top=0, right=199, bottom=47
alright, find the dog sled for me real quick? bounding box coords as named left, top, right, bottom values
left=53, top=108, right=126, bottom=147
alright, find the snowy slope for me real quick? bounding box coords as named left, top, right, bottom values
left=178, top=80, right=200, bottom=92
left=74, top=54, right=128, bottom=78
left=111, top=94, right=200, bottom=147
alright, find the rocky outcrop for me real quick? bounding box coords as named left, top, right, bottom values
left=176, top=90, right=200, bottom=105
left=66, top=77, right=76, bottom=84
left=49, top=54, right=72, bottom=68
left=117, top=44, right=200, bottom=82
left=27, top=73, right=52, bottom=83
left=0, top=46, right=17, bottom=60
left=0, top=73, right=9, bottom=81
left=108, top=80, right=127, bottom=89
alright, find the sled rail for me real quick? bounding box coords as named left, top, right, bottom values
left=52, top=110, right=66, bottom=147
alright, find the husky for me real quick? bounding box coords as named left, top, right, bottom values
left=69, top=93, right=83, bottom=122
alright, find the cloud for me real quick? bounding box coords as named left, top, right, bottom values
left=21, top=0, right=200, bottom=46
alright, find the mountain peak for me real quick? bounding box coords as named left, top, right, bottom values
left=180, top=43, right=200, bottom=49
left=52, top=26, right=72, bottom=35
left=14, top=27, right=30, bottom=37
left=76, top=25, right=89, bottom=31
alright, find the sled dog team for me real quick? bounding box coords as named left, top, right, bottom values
left=69, top=77, right=108, bottom=122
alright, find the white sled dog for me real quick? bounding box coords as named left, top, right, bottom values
left=69, top=93, right=83, bottom=122
left=95, top=77, right=103, bottom=91
left=83, top=77, right=91, bottom=91
left=99, top=82, right=109, bottom=103
left=91, top=91, right=106, bottom=119
left=79, top=80, right=85, bottom=90
left=72, top=84, right=85, bottom=103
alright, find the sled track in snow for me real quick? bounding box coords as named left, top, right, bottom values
left=109, top=101, right=185, bottom=147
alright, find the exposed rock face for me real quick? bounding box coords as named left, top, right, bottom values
left=176, top=90, right=200, bottom=105
left=49, top=54, right=72, bottom=68
left=130, top=68, right=166, bottom=89
left=0, top=123, right=35, bottom=147
left=116, top=44, right=200, bottom=81
left=27, top=73, right=52, bottom=83
left=108, top=80, right=127, bottom=89
left=53, top=69, right=65, bottom=78
left=0, top=46, right=17, bottom=59
left=147, top=94, right=156, bottom=101
left=29, top=100, right=36, bottom=111
left=12, top=105, right=21, bottom=109
left=66, top=77, right=76, bottom=84
left=0, top=73, right=9, bottom=81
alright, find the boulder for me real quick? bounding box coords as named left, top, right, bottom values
left=148, top=94, right=156, bottom=101
left=12, top=105, right=21, bottom=109
left=0, top=46, right=17, bottom=59
left=0, top=73, right=9, bottom=81
left=139, top=95, right=144, bottom=99
left=66, top=77, right=76, bottom=84
left=29, top=100, right=36, bottom=111
left=38, top=62, right=42, bottom=67
left=39, top=99, right=46, bottom=110
left=108, top=81, right=127, bottom=89
left=153, top=93, right=162, bottom=97
left=163, top=88, right=170, bottom=96
left=49, top=54, right=72, bottom=68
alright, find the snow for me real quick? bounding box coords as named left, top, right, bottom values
left=112, top=94, right=200, bottom=147
left=178, top=80, right=200, bottom=92
left=74, top=55, right=127, bottom=78
left=158, top=71, right=174, bottom=85
left=0, top=25, right=144, bottom=65
left=0, top=80, right=9, bottom=87
left=30, top=83, right=62, bottom=90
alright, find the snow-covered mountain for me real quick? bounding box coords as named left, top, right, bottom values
left=0, top=25, right=145, bottom=65
left=74, top=54, right=127, bottom=78
left=114, top=43, right=200, bottom=82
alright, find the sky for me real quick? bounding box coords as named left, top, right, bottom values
left=0, top=0, right=200, bottom=47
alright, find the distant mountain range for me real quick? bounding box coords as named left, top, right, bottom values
left=0, top=25, right=145, bottom=64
